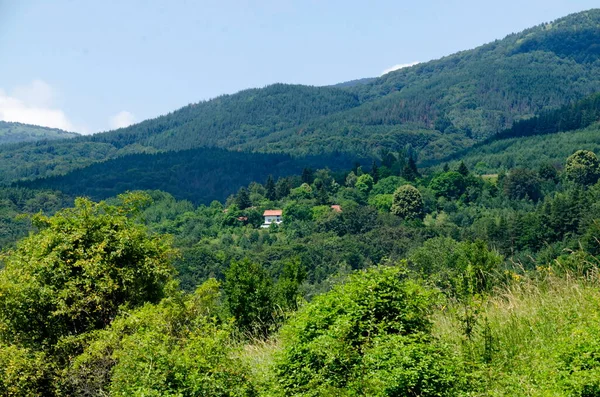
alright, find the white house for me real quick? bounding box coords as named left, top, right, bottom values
left=261, top=210, right=283, bottom=228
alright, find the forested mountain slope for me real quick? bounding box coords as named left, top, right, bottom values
left=0, top=121, right=78, bottom=144
left=1, top=9, right=600, bottom=184
left=436, top=92, right=600, bottom=172
left=20, top=148, right=360, bottom=204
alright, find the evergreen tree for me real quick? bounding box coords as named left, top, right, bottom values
left=457, top=161, right=469, bottom=176
left=301, top=168, right=314, bottom=184
left=235, top=187, right=252, bottom=209
left=265, top=175, right=277, bottom=201
left=401, top=157, right=420, bottom=181
left=276, top=178, right=291, bottom=199
left=316, top=185, right=330, bottom=205
left=443, top=163, right=450, bottom=172
left=370, top=160, right=379, bottom=183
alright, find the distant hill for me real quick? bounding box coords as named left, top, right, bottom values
left=0, top=121, right=78, bottom=145
left=1, top=9, right=600, bottom=185
left=331, top=77, right=377, bottom=88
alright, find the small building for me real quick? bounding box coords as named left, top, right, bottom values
left=261, top=210, right=283, bottom=228
left=331, top=205, right=342, bottom=213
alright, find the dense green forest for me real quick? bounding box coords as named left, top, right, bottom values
left=0, top=121, right=78, bottom=145
left=1, top=9, right=600, bottom=184
left=20, top=148, right=363, bottom=204
left=3, top=147, right=600, bottom=395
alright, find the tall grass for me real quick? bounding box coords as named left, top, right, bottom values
left=434, top=267, right=600, bottom=396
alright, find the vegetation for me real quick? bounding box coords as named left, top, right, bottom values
left=2, top=146, right=600, bottom=394
left=3, top=8, right=600, bottom=396
left=0, top=121, right=78, bottom=145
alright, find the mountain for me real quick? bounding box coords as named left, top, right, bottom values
left=0, top=121, right=78, bottom=145
left=1, top=9, right=600, bottom=187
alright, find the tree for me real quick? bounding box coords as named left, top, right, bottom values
left=565, top=150, right=600, bottom=186
left=276, top=177, right=291, bottom=199
left=265, top=175, right=277, bottom=201
left=345, top=171, right=358, bottom=187
left=235, top=187, right=252, bottom=209
left=391, top=185, right=425, bottom=220
left=402, top=157, right=420, bottom=181
left=457, top=161, right=469, bottom=176
left=274, top=257, right=306, bottom=312
left=370, top=160, right=380, bottom=183
left=429, top=171, right=466, bottom=199
left=0, top=193, right=175, bottom=349
left=538, top=163, right=559, bottom=183
left=224, top=259, right=274, bottom=337
left=69, top=280, right=256, bottom=397
left=503, top=168, right=542, bottom=201
left=355, top=174, right=375, bottom=195
left=316, top=185, right=330, bottom=205
left=301, top=168, right=314, bottom=184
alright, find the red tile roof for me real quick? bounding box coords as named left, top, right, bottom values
left=263, top=210, right=283, bottom=216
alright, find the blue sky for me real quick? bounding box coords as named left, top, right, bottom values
left=0, top=0, right=598, bottom=134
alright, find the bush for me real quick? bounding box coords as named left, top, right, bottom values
left=0, top=344, right=52, bottom=397
left=0, top=193, right=175, bottom=349
left=68, top=280, right=256, bottom=397
left=275, top=265, right=463, bottom=396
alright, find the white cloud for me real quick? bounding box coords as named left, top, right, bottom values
left=109, top=111, right=136, bottom=129
left=381, top=61, right=421, bottom=76
left=0, top=80, right=75, bottom=131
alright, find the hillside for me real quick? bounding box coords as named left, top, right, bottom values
left=1, top=9, right=600, bottom=186
left=20, top=148, right=361, bottom=204
left=0, top=121, right=78, bottom=145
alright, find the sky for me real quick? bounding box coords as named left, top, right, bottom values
left=0, top=0, right=598, bottom=134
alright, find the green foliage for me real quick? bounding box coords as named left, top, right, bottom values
left=429, top=171, right=467, bottom=199
left=503, top=168, right=542, bottom=201
left=355, top=173, right=374, bottom=194
left=69, top=282, right=255, bottom=397
left=368, top=194, right=393, bottom=212
left=456, top=161, right=469, bottom=176
left=371, top=176, right=407, bottom=195
left=391, top=185, right=425, bottom=220
left=565, top=149, right=600, bottom=186
left=0, top=121, right=78, bottom=145
left=0, top=344, right=52, bottom=397
left=236, top=187, right=252, bottom=209
left=409, top=238, right=503, bottom=296
left=224, top=259, right=274, bottom=337
left=275, top=265, right=463, bottom=396
left=0, top=193, right=175, bottom=348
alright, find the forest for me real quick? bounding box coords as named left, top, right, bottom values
left=2, top=144, right=600, bottom=395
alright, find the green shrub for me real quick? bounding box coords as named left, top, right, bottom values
left=274, top=265, right=463, bottom=396
left=68, top=280, right=255, bottom=397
